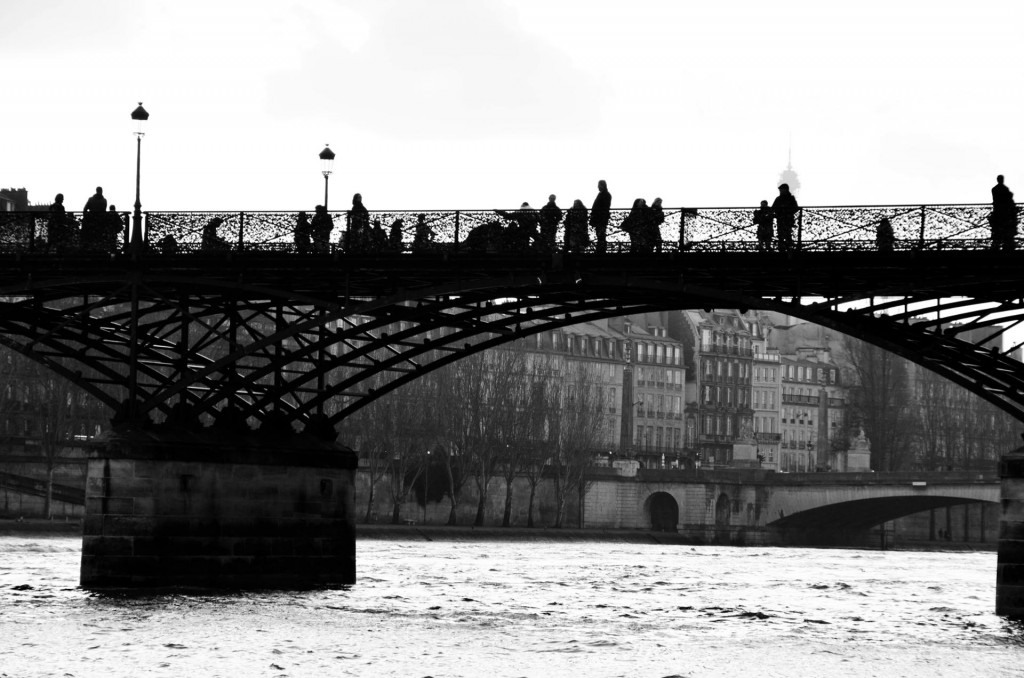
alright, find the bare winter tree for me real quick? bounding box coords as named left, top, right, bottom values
left=468, top=347, right=525, bottom=526
left=337, top=389, right=396, bottom=523
left=841, top=335, right=917, bottom=471
left=495, top=348, right=550, bottom=527
left=432, top=353, right=486, bottom=525
left=548, top=361, right=607, bottom=528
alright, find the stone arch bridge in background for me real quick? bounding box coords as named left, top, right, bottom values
left=589, top=469, right=999, bottom=547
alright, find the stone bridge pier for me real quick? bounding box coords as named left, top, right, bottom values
left=997, top=449, right=1024, bottom=619
left=80, top=423, right=358, bottom=589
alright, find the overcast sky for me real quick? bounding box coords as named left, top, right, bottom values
left=3, top=0, right=1022, bottom=212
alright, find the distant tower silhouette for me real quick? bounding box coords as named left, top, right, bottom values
left=778, top=143, right=801, bottom=195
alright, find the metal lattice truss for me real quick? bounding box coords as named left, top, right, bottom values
left=0, top=207, right=1021, bottom=429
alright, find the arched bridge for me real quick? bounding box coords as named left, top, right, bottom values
left=0, top=202, right=1022, bottom=433
left=584, top=469, right=998, bottom=546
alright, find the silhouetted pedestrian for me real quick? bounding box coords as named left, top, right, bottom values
left=157, top=234, right=178, bottom=255
left=388, top=218, right=404, bottom=252
left=294, top=211, right=312, bottom=253
left=311, top=204, right=332, bottom=253
left=47, top=193, right=71, bottom=252
left=103, top=205, right=123, bottom=252
left=81, top=187, right=107, bottom=251
left=772, top=183, right=799, bottom=252
left=590, top=180, right=612, bottom=253
left=83, top=187, right=107, bottom=218
left=646, top=197, right=665, bottom=253
left=201, top=217, right=229, bottom=251
left=346, top=193, right=369, bottom=252
left=563, top=199, right=590, bottom=254
left=412, top=214, right=433, bottom=251
left=876, top=217, right=894, bottom=252
left=753, top=200, right=774, bottom=251
left=990, top=175, right=1018, bottom=251
left=539, top=194, right=562, bottom=252
left=370, top=218, right=387, bottom=252
left=621, top=198, right=650, bottom=253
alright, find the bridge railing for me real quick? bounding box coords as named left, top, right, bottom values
left=0, top=204, right=1014, bottom=254
left=0, top=211, right=130, bottom=253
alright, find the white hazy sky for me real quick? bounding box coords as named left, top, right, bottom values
left=3, top=0, right=1023, bottom=212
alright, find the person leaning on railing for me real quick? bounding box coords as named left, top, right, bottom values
left=201, top=217, right=230, bottom=251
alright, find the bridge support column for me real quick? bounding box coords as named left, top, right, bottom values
left=997, top=449, right=1024, bottom=618
left=80, top=425, right=358, bottom=589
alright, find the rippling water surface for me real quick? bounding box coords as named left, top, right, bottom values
left=1, top=535, right=1022, bottom=677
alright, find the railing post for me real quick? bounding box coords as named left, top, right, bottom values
left=919, top=205, right=926, bottom=248
left=27, top=213, right=36, bottom=253
left=454, top=210, right=461, bottom=250
left=238, top=212, right=245, bottom=251
left=796, top=208, right=803, bottom=250
left=679, top=211, right=686, bottom=252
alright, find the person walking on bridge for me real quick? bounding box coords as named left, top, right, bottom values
left=753, top=200, right=774, bottom=251
left=539, top=195, right=562, bottom=252
left=46, top=193, right=72, bottom=252
left=772, top=183, right=798, bottom=252
left=590, top=180, right=611, bottom=253
left=563, top=199, right=589, bottom=254
left=345, top=193, right=370, bottom=252
left=311, top=204, right=332, bottom=253
left=990, top=175, right=1018, bottom=251
left=82, top=187, right=107, bottom=251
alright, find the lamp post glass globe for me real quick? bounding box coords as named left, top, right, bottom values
left=319, top=144, right=335, bottom=210
left=130, top=102, right=149, bottom=248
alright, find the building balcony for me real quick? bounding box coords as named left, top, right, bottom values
left=754, top=432, right=782, bottom=442
left=782, top=394, right=820, bottom=405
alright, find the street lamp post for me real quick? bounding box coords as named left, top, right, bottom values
left=319, top=144, right=335, bottom=210
left=130, top=102, right=149, bottom=252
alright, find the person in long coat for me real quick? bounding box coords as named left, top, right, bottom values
left=753, top=200, right=774, bottom=251
left=346, top=193, right=369, bottom=252
left=563, top=199, right=590, bottom=254
left=538, top=194, right=562, bottom=252
left=47, top=193, right=72, bottom=252
left=991, top=175, right=1018, bottom=251
left=772, top=183, right=799, bottom=252
left=294, top=211, right=312, bottom=253
left=81, top=187, right=107, bottom=251
left=590, top=180, right=611, bottom=253
left=646, top=197, right=665, bottom=253
left=311, top=204, right=332, bottom=253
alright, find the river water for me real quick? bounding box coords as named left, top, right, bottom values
left=1, top=535, right=1022, bottom=678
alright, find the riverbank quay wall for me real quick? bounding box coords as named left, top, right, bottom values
left=81, top=425, right=358, bottom=589
left=0, top=455, right=87, bottom=520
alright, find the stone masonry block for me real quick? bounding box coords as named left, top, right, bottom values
left=81, top=536, right=135, bottom=557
